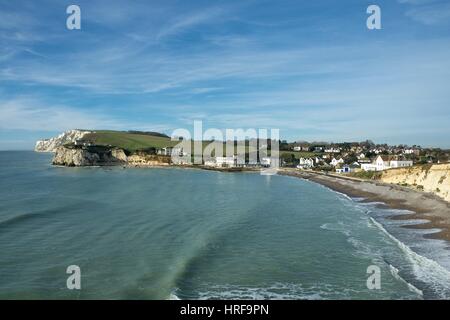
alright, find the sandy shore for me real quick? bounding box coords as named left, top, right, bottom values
left=279, top=169, right=450, bottom=243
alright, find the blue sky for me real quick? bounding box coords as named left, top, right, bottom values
left=1, top=0, right=450, bottom=149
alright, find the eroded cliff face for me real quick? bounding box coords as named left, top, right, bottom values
left=127, top=154, right=171, bottom=166
left=35, top=130, right=92, bottom=152
left=52, top=146, right=171, bottom=167
left=52, top=146, right=127, bottom=166
left=380, top=164, right=450, bottom=202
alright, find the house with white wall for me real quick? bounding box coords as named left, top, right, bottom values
left=297, top=158, right=314, bottom=169
left=330, top=157, right=344, bottom=167
left=390, top=159, right=414, bottom=168
left=362, top=155, right=413, bottom=171
left=157, top=147, right=184, bottom=156
left=325, top=147, right=341, bottom=153
left=261, top=157, right=271, bottom=167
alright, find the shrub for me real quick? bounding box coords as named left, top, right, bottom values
left=349, top=171, right=382, bottom=180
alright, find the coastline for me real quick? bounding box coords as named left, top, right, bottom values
left=279, top=169, right=450, bottom=243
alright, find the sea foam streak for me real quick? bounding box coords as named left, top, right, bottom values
left=388, top=264, right=423, bottom=297
left=369, top=217, right=450, bottom=299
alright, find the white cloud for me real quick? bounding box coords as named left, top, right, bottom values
left=156, top=7, right=228, bottom=40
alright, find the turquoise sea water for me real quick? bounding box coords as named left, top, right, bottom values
left=1, top=151, right=450, bottom=299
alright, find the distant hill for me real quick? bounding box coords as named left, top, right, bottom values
left=84, top=130, right=177, bottom=152
left=37, top=129, right=276, bottom=155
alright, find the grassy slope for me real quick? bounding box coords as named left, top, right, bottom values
left=85, top=130, right=177, bottom=152
left=280, top=150, right=319, bottom=159
left=85, top=130, right=282, bottom=155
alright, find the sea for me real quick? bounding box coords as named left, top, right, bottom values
left=1, top=151, right=450, bottom=299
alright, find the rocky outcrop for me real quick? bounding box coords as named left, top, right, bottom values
left=51, top=146, right=172, bottom=167
left=52, top=146, right=127, bottom=166
left=380, top=164, right=450, bottom=202
left=35, top=130, right=92, bottom=152
left=127, top=154, right=171, bottom=166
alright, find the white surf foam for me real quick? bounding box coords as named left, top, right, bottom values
left=388, top=264, right=424, bottom=297
left=369, top=217, right=450, bottom=299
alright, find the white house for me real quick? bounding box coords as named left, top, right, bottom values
left=403, top=149, right=420, bottom=156
left=390, top=159, right=414, bottom=168
left=370, top=148, right=385, bottom=154
left=325, top=147, right=341, bottom=153
left=330, top=157, right=344, bottom=167
left=294, top=145, right=309, bottom=152
left=362, top=155, right=413, bottom=171
left=358, top=158, right=372, bottom=164
left=375, top=155, right=392, bottom=171
left=216, top=156, right=238, bottom=167
left=336, top=164, right=352, bottom=174
left=157, top=147, right=184, bottom=156
left=297, top=158, right=314, bottom=169
left=261, top=157, right=271, bottom=167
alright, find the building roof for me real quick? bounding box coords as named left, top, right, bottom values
left=378, top=155, right=398, bottom=162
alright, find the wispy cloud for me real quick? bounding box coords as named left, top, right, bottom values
left=1, top=0, right=450, bottom=148
left=398, top=0, right=450, bottom=25
left=0, top=97, right=170, bottom=133
left=405, top=2, right=450, bottom=25
left=157, top=7, right=228, bottom=40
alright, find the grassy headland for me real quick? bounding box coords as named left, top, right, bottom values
left=83, top=130, right=177, bottom=153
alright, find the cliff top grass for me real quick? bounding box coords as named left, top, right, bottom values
left=83, top=130, right=280, bottom=155
left=84, top=130, right=178, bottom=153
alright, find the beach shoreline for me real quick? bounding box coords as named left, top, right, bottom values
left=279, top=169, right=450, bottom=243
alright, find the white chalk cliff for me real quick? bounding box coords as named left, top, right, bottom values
left=52, top=146, right=127, bottom=166
left=35, top=130, right=92, bottom=152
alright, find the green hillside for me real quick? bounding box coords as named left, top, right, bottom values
left=84, top=130, right=178, bottom=152
left=82, top=130, right=276, bottom=155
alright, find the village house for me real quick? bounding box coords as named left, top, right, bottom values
left=157, top=147, right=185, bottom=156
left=293, top=145, right=309, bottom=152
left=324, top=147, right=341, bottom=153
left=336, top=164, right=352, bottom=174
left=261, top=157, right=271, bottom=167
left=214, top=156, right=234, bottom=167
left=403, top=148, right=420, bottom=156
left=370, top=148, right=385, bottom=154
left=390, top=158, right=414, bottom=168
left=330, top=157, right=344, bottom=167
left=297, top=158, right=314, bottom=169
left=361, top=155, right=413, bottom=171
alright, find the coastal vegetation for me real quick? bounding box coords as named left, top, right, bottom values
left=348, top=170, right=382, bottom=180
left=83, top=130, right=178, bottom=152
